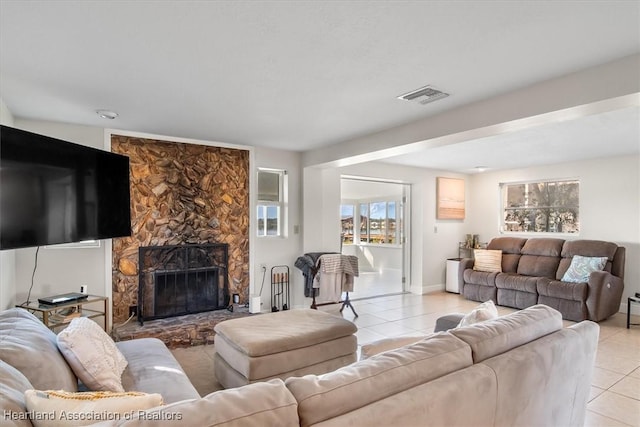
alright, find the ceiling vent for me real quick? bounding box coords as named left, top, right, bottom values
left=397, top=85, right=449, bottom=105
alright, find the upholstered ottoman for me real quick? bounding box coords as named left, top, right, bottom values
left=214, top=309, right=357, bottom=389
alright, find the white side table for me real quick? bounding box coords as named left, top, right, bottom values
left=446, top=258, right=462, bottom=294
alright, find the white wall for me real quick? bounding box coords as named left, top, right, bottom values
left=11, top=119, right=108, bottom=304
left=253, top=147, right=304, bottom=311
left=303, top=167, right=342, bottom=254
left=467, top=154, right=640, bottom=313
left=0, top=98, right=17, bottom=309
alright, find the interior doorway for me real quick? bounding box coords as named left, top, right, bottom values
left=340, top=177, right=410, bottom=299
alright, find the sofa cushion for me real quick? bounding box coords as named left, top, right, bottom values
left=285, top=333, right=472, bottom=427
left=117, top=338, right=200, bottom=404
left=24, top=390, right=163, bottom=427
left=473, top=250, right=503, bottom=273
left=0, top=308, right=78, bottom=392
left=214, top=309, right=357, bottom=357
left=521, top=238, right=565, bottom=257
left=91, top=379, right=300, bottom=427
left=487, top=237, right=527, bottom=254
left=537, top=278, right=588, bottom=302
left=310, top=364, right=498, bottom=427
left=0, top=360, right=32, bottom=427
left=487, top=237, right=527, bottom=273
left=463, top=269, right=499, bottom=286
left=449, top=304, right=562, bottom=363
left=557, top=240, right=618, bottom=280
left=57, top=317, right=128, bottom=392
left=495, top=273, right=538, bottom=293
left=516, top=238, right=564, bottom=278
left=561, top=239, right=618, bottom=260
left=561, top=255, right=608, bottom=283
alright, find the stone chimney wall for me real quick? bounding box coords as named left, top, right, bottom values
left=110, top=135, right=249, bottom=322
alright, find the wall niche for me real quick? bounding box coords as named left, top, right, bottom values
left=111, top=135, right=249, bottom=323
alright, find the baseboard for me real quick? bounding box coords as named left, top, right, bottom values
left=418, top=283, right=445, bottom=295
left=619, top=299, right=640, bottom=316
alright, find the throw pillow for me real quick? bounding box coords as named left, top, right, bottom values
left=561, top=255, right=608, bottom=283
left=473, top=249, right=503, bottom=273
left=457, top=300, right=499, bottom=328
left=24, top=389, right=163, bottom=427
left=57, top=317, right=128, bottom=392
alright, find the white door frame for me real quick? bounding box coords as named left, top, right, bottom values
left=340, top=175, right=411, bottom=294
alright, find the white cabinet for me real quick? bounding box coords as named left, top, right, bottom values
left=446, top=258, right=462, bottom=294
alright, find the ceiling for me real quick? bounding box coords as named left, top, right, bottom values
left=1, top=1, right=639, bottom=171
left=382, top=105, right=640, bottom=173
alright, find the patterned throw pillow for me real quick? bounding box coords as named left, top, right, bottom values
left=561, top=255, right=608, bottom=283
left=24, top=389, right=163, bottom=427
left=473, top=249, right=503, bottom=273
left=57, top=318, right=128, bottom=392
left=457, top=300, right=499, bottom=328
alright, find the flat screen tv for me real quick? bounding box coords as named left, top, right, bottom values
left=0, top=125, right=131, bottom=250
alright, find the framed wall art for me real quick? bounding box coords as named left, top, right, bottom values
left=436, top=177, right=465, bottom=220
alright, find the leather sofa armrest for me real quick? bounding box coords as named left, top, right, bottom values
left=586, top=271, right=624, bottom=322
left=458, top=258, right=474, bottom=293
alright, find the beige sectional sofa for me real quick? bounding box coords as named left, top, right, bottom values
left=2, top=304, right=598, bottom=427
left=0, top=308, right=199, bottom=427
left=459, top=237, right=626, bottom=321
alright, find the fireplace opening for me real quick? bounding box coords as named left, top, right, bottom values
left=138, top=244, right=230, bottom=325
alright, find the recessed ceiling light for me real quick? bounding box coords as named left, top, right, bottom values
left=474, top=166, right=488, bottom=172
left=96, top=110, right=118, bottom=120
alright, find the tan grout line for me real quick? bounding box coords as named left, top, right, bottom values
left=606, top=388, right=640, bottom=403
left=586, top=410, right=634, bottom=427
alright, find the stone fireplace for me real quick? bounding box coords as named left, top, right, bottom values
left=137, top=244, right=230, bottom=324
left=110, top=135, right=249, bottom=324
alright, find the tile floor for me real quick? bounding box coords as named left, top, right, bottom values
left=319, top=291, right=640, bottom=427
left=347, top=269, right=403, bottom=299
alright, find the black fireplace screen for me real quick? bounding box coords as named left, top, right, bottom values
left=138, top=244, right=230, bottom=325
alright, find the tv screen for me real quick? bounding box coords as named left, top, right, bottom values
left=0, top=125, right=131, bottom=250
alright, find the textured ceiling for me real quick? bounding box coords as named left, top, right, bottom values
left=1, top=1, right=639, bottom=168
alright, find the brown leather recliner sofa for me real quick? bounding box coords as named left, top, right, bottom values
left=459, top=237, right=625, bottom=321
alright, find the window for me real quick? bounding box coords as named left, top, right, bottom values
left=387, top=201, right=397, bottom=244
left=342, top=199, right=400, bottom=245
left=257, top=169, right=285, bottom=237
left=340, top=205, right=354, bottom=244
left=501, top=179, right=579, bottom=233
left=360, top=204, right=369, bottom=243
